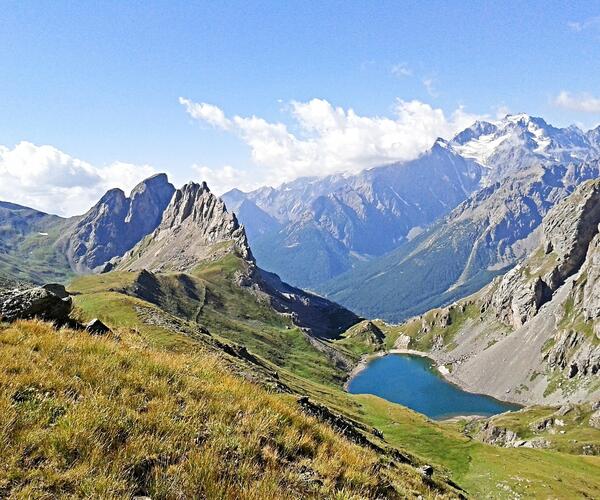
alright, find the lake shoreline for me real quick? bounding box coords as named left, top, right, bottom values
left=344, top=348, right=521, bottom=419
left=343, top=348, right=445, bottom=390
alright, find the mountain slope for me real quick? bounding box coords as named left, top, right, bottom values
left=0, top=202, right=73, bottom=283
left=0, top=320, right=456, bottom=499
left=370, top=179, right=600, bottom=405
left=224, top=141, right=483, bottom=287
left=322, top=159, right=600, bottom=322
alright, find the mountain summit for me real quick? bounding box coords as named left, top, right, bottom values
left=118, top=181, right=252, bottom=272
left=63, top=173, right=176, bottom=272
left=451, top=114, right=600, bottom=180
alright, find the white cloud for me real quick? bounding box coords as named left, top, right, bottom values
left=391, top=63, right=413, bottom=78
left=553, top=91, right=600, bottom=113
left=422, top=78, right=439, bottom=98
left=180, top=96, right=481, bottom=188
left=568, top=16, right=600, bottom=32
left=192, top=164, right=261, bottom=195
left=0, top=141, right=156, bottom=216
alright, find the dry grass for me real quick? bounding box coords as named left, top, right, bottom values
left=0, top=320, right=448, bottom=499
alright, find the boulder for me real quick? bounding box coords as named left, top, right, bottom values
left=418, top=465, right=434, bottom=477
left=0, top=287, right=72, bottom=324
left=42, top=283, right=70, bottom=299
left=85, top=318, right=111, bottom=335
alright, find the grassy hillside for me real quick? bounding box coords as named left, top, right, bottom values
left=0, top=320, right=445, bottom=499
left=0, top=202, right=74, bottom=284
left=70, top=256, right=347, bottom=387
left=59, top=258, right=600, bottom=498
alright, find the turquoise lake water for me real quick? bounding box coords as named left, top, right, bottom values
left=347, top=354, right=521, bottom=420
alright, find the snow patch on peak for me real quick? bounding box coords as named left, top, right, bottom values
left=450, top=113, right=596, bottom=169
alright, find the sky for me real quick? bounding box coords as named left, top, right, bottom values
left=1, top=1, right=600, bottom=215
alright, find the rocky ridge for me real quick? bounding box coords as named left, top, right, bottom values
left=63, top=173, right=175, bottom=272
left=118, top=181, right=251, bottom=272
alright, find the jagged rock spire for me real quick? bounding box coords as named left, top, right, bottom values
left=117, top=181, right=253, bottom=272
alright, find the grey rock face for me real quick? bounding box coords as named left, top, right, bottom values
left=0, top=286, right=72, bottom=323
left=64, top=174, right=175, bottom=272
left=541, top=180, right=600, bottom=288
left=487, top=179, right=600, bottom=329
left=118, top=181, right=252, bottom=272
left=581, top=235, right=600, bottom=324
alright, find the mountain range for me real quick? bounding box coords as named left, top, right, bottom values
left=226, top=114, right=600, bottom=321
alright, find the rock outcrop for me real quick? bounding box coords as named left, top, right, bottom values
left=0, top=286, right=72, bottom=324
left=485, top=179, right=600, bottom=329
left=118, top=181, right=251, bottom=272
left=63, top=174, right=175, bottom=272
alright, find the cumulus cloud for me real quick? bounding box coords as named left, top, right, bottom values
left=0, top=141, right=156, bottom=216
left=180, top=96, right=481, bottom=188
left=553, top=91, right=600, bottom=113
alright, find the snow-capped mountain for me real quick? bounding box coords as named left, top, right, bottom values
left=451, top=114, right=600, bottom=181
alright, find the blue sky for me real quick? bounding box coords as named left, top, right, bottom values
left=1, top=1, right=600, bottom=214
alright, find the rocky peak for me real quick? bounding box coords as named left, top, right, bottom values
left=126, top=173, right=175, bottom=227
left=486, top=178, right=600, bottom=328
left=63, top=174, right=175, bottom=272
left=117, top=181, right=252, bottom=272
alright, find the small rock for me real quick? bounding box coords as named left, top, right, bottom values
left=556, top=404, right=573, bottom=416
left=418, top=465, right=434, bottom=477
left=85, top=318, right=111, bottom=335
left=372, top=427, right=384, bottom=439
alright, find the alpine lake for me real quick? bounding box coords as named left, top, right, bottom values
left=347, top=353, right=521, bottom=420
